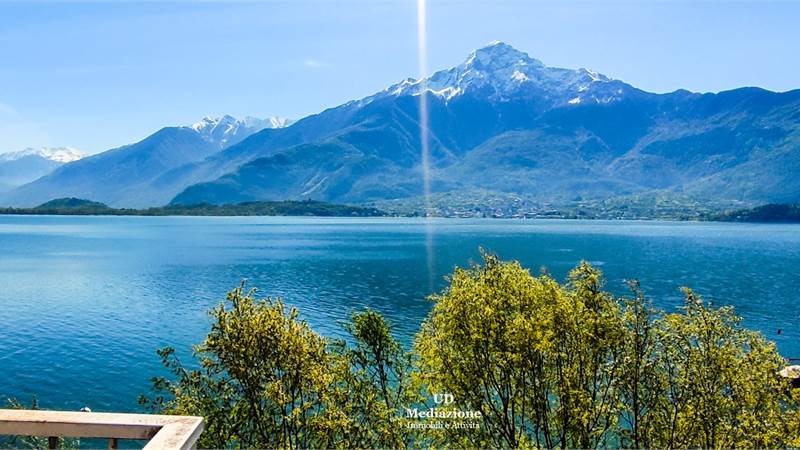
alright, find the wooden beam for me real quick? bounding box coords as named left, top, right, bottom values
left=0, top=409, right=203, bottom=449
left=143, top=418, right=204, bottom=450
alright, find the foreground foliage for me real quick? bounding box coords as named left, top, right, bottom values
left=140, top=286, right=412, bottom=448
left=143, top=254, right=800, bottom=449
left=415, top=254, right=800, bottom=448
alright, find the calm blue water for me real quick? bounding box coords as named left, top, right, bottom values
left=1, top=216, right=799, bottom=413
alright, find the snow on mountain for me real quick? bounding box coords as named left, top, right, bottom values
left=371, top=41, right=626, bottom=106
left=261, top=116, right=294, bottom=129
left=0, top=147, right=86, bottom=163
left=0, top=147, right=86, bottom=192
left=190, top=115, right=293, bottom=149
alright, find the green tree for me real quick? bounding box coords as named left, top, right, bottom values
left=617, top=281, right=662, bottom=449
left=641, top=289, right=798, bottom=449
left=548, top=262, right=626, bottom=448
left=142, top=287, right=417, bottom=449
left=334, top=309, right=418, bottom=448
left=414, top=252, right=552, bottom=448
left=141, top=284, right=350, bottom=449
left=414, top=252, right=800, bottom=449
left=414, top=254, right=627, bottom=448
left=144, top=255, right=800, bottom=449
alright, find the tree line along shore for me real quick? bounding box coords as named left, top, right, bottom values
left=1, top=197, right=799, bottom=222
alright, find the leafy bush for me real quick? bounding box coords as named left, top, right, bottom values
left=143, top=254, right=800, bottom=448
left=140, top=285, right=414, bottom=449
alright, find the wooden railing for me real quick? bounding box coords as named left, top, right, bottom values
left=0, top=409, right=203, bottom=449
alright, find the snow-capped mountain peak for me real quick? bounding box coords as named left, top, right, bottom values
left=374, top=41, right=624, bottom=105
left=0, top=147, right=86, bottom=163
left=464, top=41, right=545, bottom=71
left=189, top=114, right=294, bottom=149
left=260, top=116, right=294, bottom=129
left=191, top=115, right=293, bottom=133
left=191, top=114, right=235, bottom=132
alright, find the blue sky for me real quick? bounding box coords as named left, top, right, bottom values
left=0, top=0, right=798, bottom=154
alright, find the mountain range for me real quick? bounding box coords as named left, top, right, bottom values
left=2, top=42, right=799, bottom=211
left=1, top=115, right=291, bottom=207
left=0, top=147, right=85, bottom=193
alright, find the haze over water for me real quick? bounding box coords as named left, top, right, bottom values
left=1, top=216, right=799, bottom=413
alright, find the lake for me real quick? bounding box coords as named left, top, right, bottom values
left=1, top=216, right=799, bottom=413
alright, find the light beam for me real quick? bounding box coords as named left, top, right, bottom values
left=417, top=0, right=435, bottom=292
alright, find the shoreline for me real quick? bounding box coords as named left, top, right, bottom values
left=2, top=198, right=798, bottom=223
left=2, top=212, right=799, bottom=224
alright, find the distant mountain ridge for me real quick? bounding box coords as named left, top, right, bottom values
left=0, top=147, right=85, bottom=163
left=190, top=115, right=293, bottom=150
left=0, top=147, right=86, bottom=193
left=1, top=115, right=290, bottom=207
